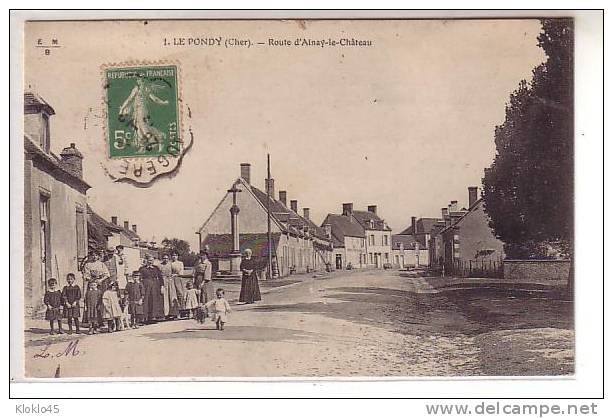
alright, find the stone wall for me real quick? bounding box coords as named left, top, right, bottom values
left=25, top=159, right=88, bottom=317
left=503, top=259, right=571, bottom=285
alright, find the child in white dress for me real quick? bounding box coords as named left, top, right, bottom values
left=102, top=283, right=122, bottom=332
left=184, top=281, right=200, bottom=319
left=204, top=288, right=231, bottom=330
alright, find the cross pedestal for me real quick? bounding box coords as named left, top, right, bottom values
left=228, top=185, right=242, bottom=277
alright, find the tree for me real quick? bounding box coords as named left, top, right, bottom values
left=482, top=19, right=573, bottom=260
left=161, top=237, right=199, bottom=267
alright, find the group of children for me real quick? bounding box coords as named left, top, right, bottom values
left=44, top=271, right=232, bottom=335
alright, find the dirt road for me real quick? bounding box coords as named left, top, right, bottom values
left=23, top=269, right=573, bottom=378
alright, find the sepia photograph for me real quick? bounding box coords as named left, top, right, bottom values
left=13, top=14, right=579, bottom=381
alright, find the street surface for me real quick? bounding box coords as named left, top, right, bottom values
left=24, top=269, right=574, bottom=378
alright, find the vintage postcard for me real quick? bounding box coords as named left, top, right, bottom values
left=14, top=16, right=576, bottom=380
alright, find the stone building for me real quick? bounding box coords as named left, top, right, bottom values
left=322, top=203, right=391, bottom=269
left=352, top=205, right=393, bottom=268
left=432, top=187, right=505, bottom=275
left=394, top=216, right=439, bottom=267
left=24, top=92, right=90, bottom=317
left=321, top=211, right=366, bottom=270
left=197, top=163, right=332, bottom=277
left=390, top=234, right=427, bottom=269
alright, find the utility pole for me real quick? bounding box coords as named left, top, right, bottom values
left=266, top=154, right=273, bottom=280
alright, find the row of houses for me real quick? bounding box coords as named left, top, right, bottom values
left=393, top=186, right=505, bottom=276
left=198, top=161, right=475, bottom=274
left=196, top=161, right=415, bottom=275
left=198, top=163, right=333, bottom=277
left=23, top=91, right=506, bottom=316
left=322, top=204, right=393, bottom=270
left=24, top=92, right=158, bottom=317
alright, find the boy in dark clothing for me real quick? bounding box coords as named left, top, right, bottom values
left=61, top=273, right=82, bottom=334
left=125, top=271, right=144, bottom=328
left=85, top=281, right=102, bottom=334
left=44, top=278, right=63, bottom=335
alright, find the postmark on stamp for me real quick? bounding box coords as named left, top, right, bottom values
left=102, top=62, right=190, bottom=186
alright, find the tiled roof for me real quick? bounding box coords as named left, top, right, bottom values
left=429, top=221, right=447, bottom=238
left=203, top=233, right=281, bottom=259
left=352, top=210, right=391, bottom=231
left=399, top=217, right=440, bottom=235
left=438, top=200, right=483, bottom=235
left=250, top=184, right=330, bottom=241
left=391, top=234, right=418, bottom=250
left=124, top=229, right=140, bottom=242
left=321, top=214, right=365, bottom=248
left=87, top=205, right=142, bottom=249
left=24, top=136, right=90, bottom=193
left=87, top=205, right=124, bottom=251
left=24, top=92, right=55, bottom=115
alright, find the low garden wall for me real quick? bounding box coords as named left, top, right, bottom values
left=503, top=259, right=571, bottom=285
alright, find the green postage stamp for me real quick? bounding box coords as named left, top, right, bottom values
left=103, top=62, right=188, bottom=185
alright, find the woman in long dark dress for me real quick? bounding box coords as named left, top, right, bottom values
left=239, top=249, right=262, bottom=304
left=139, top=255, right=165, bottom=322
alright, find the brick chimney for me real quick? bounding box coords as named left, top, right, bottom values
left=342, top=203, right=353, bottom=220
left=240, top=163, right=251, bottom=184
left=279, top=190, right=287, bottom=206
left=367, top=205, right=377, bottom=215
left=290, top=200, right=298, bottom=213
left=59, top=143, right=84, bottom=179
left=124, top=221, right=129, bottom=230
left=132, top=224, right=137, bottom=234
left=441, top=208, right=450, bottom=226
left=449, top=200, right=458, bottom=213
left=468, top=186, right=478, bottom=208
left=411, top=216, right=416, bottom=233
left=265, top=178, right=275, bottom=198
left=111, top=216, right=118, bottom=225
left=303, top=208, right=310, bottom=220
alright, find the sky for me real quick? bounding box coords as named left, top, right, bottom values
left=24, top=19, right=545, bottom=249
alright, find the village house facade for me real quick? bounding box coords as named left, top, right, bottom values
left=393, top=216, right=438, bottom=268
left=391, top=234, right=427, bottom=269
left=322, top=204, right=392, bottom=269
left=430, top=187, right=505, bottom=275
left=197, top=163, right=332, bottom=278
left=24, top=92, right=90, bottom=317
left=354, top=205, right=393, bottom=268
left=321, top=210, right=367, bottom=270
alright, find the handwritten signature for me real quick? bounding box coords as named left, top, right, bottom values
left=33, top=339, right=82, bottom=359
